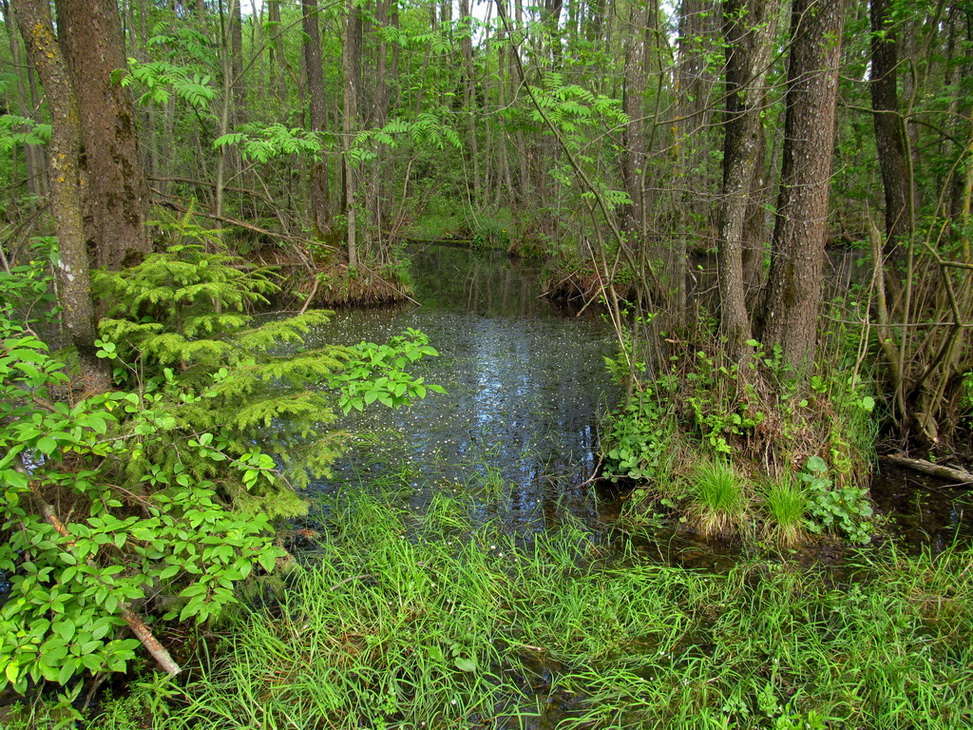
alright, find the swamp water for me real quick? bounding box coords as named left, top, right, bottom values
left=302, top=244, right=621, bottom=532
left=304, top=244, right=970, bottom=553
left=94, top=245, right=973, bottom=730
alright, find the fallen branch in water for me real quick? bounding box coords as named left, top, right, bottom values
left=882, top=454, right=973, bottom=485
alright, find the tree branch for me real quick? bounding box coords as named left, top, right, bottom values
left=36, top=497, right=182, bottom=676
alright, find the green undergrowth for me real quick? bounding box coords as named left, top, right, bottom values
left=41, top=491, right=973, bottom=730
left=405, top=201, right=536, bottom=256
left=604, top=335, right=879, bottom=545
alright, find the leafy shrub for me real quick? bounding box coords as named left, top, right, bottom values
left=0, top=320, right=287, bottom=694
left=800, top=456, right=874, bottom=544
left=1, top=217, right=446, bottom=697
left=683, top=348, right=768, bottom=455
left=602, top=393, right=672, bottom=483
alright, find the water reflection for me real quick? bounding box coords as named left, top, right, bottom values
left=302, top=244, right=619, bottom=532
left=871, top=464, right=973, bottom=552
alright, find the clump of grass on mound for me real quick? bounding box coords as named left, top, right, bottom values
left=761, top=474, right=810, bottom=548
left=688, top=458, right=749, bottom=538
left=80, top=493, right=973, bottom=730
left=290, top=260, right=412, bottom=306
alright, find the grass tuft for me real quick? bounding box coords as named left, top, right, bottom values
left=761, top=474, right=810, bottom=548
left=688, top=458, right=748, bottom=538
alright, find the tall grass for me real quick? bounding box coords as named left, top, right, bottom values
left=72, top=493, right=973, bottom=730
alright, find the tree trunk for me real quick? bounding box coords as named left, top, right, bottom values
left=229, top=0, right=246, bottom=115
left=214, top=0, right=238, bottom=226
left=620, top=0, right=647, bottom=244
left=741, top=100, right=769, bottom=310
left=267, top=0, right=288, bottom=103
left=343, top=0, right=362, bottom=266
left=542, top=0, right=564, bottom=67
left=13, top=0, right=110, bottom=392
left=716, top=0, right=778, bottom=358
left=671, top=0, right=720, bottom=326
left=760, top=0, right=845, bottom=368
left=459, top=0, right=480, bottom=203
left=302, top=0, right=330, bottom=238
left=55, top=0, right=150, bottom=270
left=870, top=0, right=912, bottom=260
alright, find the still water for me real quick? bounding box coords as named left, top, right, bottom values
left=303, top=244, right=620, bottom=531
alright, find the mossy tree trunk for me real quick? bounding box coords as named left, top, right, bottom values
left=303, top=0, right=331, bottom=239
left=671, top=0, right=720, bottom=327
left=870, top=0, right=912, bottom=263
left=12, top=0, right=110, bottom=392
left=54, top=0, right=150, bottom=270
left=342, top=0, right=362, bottom=266
left=620, top=0, right=647, bottom=247
left=716, top=0, right=778, bottom=360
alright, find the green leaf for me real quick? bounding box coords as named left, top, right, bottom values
left=454, top=657, right=477, bottom=672
left=806, top=456, right=828, bottom=473
left=53, top=619, right=76, bottom=642
left=5, top=662, right=19, bottom=685
left=56, top=661, right=76, bottom=685
left=258, top=550, right=277, bottom=573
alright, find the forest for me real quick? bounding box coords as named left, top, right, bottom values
left=1, top=0, right=972, bottom=726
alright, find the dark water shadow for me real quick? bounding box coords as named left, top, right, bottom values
left=871, top=463, right=973, bottom=552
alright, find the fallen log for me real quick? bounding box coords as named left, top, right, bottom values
left=882, top=454, right=973, bottom=485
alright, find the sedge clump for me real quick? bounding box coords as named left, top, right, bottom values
left=761, top=474, right=810, bottom=548
left=687, top=458, right=748, bottom=538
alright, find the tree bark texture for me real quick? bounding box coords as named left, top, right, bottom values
left=672, top=0, right=720, bottom=324
left=12, top=0, right=109, bottom=392
left=716, top=0, right=778, bottom=358
left=870, top=0, right=912, bottom=257
left=620, top=0, right=647, bottom=243
left=741, top=109, right=768, bottom=308
left=343, top=1, right=362, bottom=265
left=229, top=0, right=246, bottom=116
left=760, top=0, right=845, bottom=368
left=55, top=0, right=150, bottom=270
left=267, top=0, right=287, bottom=102
left=460, top=0, right=481, bottom=201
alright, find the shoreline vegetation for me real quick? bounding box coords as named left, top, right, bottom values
left=3, top=237, right=971, bottom=728
left=18, top=488, right=973, bottom=730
